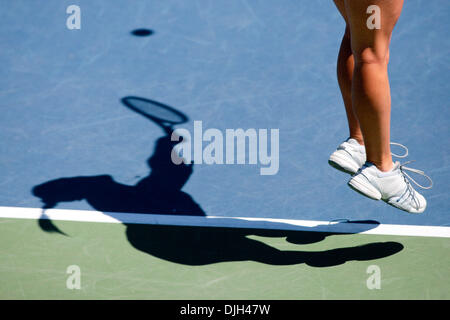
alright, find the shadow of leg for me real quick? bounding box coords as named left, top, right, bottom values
left=126, top=224, right=404, bottom=267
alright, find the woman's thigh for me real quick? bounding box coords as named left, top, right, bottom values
left=344, top=0, right=404, bottom=63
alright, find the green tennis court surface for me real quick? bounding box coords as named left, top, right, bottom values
left=1, top=216, right=448, bottom=299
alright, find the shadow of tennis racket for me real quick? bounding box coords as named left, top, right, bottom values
left=121, top=96, right=188, bottom=135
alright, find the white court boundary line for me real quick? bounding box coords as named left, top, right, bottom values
left=0, top=206, right=449, bottom=238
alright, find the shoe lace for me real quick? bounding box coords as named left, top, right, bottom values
left=400, top=161, right=433, bottom=190
left=342, top=140, right=408, bottom=158
left=390, top=142, right=408, bottom=158
left=397, top=161, right=433, bottom=209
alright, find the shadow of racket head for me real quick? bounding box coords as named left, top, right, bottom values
left=121, top=96, right=189, bottom=134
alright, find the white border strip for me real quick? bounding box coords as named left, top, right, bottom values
left=0, top=206, right=449, bottom=238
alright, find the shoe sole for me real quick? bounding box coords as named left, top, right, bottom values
left=328, top=152, right=359, bottom=175
left=385, top=201, right=424, bottom=214
left=348, top=174, right=382, bottom=200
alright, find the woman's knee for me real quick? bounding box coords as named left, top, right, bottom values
left=353, top=46, right=390, bottom=66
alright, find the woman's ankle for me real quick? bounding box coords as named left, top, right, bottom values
left=369, top=158, right=394, bottom=172
left=349, top=134, right=364, bottom=146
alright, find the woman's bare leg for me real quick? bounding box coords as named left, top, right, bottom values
left=344, top=0, right=404, bottom=172
left=333, top=0, right=364, bottom=145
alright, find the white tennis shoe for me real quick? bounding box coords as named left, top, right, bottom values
left=348, top=161, right=432, bottom=213
left=328, top=138, right=367, bottom=174
left=329, top=138, right=408, bottom=174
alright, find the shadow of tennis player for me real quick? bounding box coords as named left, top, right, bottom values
left=33, top=135, right=204, bottom=217
left=33, top=97, right=204, bottom=218
left=32, top=96, right=403, bottom=267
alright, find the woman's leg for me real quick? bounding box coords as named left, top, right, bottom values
left=333, top=0, right=364, bottom=145
left=344, top=0, right=404, bottom=172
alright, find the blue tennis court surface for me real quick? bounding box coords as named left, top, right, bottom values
left=0, top=0, right=449, bottom=228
